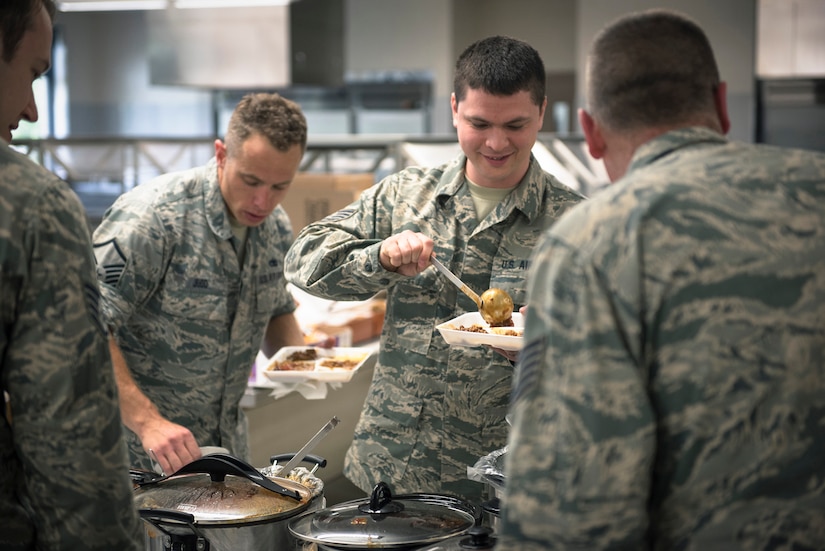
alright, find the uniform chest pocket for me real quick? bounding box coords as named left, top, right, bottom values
left=158, top=274, right=229, bottom=322
left=383, top=269, right=442, bottom=356
left=254, top=269, right=283, bottom=315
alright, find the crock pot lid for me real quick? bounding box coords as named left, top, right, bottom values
left=288, top=483, right=476, bottom=548
left=133, top=472, right=310, bottom=525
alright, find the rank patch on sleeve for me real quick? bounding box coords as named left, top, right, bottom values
left=83, top=282, right=105, bottom=334
left=93, top=238, right=127, bottom=286
left=510, top=336, right=544, bottom=406
left=322, top=208, right=357, bottom=224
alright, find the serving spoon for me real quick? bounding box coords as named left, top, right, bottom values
left=430, top=256, right=514, bottom=326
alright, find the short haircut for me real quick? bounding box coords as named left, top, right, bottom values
left=1, top=0, right=56, bottom=63
left=585, top=9, right=721, bottom=132
left=454, top=35, right=546, bottom=108
left=224, top=93, right=308, bottom=157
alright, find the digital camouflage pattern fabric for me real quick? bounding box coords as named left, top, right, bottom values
left=285, top=154, right=584, bottom=503
left=93, top=158, right=295, bottom=471
left=498, top=127, right=825, bottom=550
left=0, top=143, right=142, bottom=550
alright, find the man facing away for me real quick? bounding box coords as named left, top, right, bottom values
left=498, top=9, right=825, bottom=550
left=0, top=1, right=142, bottom=548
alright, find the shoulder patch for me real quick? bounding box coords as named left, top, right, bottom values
left=93, top=238, right=127, bottom=286
left=321, top=208, right=357, bottom=224
left=83, top=282, right=106, bottom=334
left=510, top=336, right=544, bottom=406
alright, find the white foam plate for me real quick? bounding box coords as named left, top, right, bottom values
left=436, top=312, right=524, bottom=352
left=261, top=346, right=373, bottom=383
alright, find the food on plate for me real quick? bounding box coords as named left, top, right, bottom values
left=449, top=324, right=489, bottom=333
left=448, top=324, right=523, bottom=337
left=286, top=348, right=319, bottom=361
left=319, top=356, right=366, bottom=369
left=267, top=349, right=369, bottom=373
left=490, top=327, right=524, bottom=337
left=263, top=346, right=371, bottom=382
left=268, top=360, right=315, bottom=372
left=479, top=288, right=514, bottom=327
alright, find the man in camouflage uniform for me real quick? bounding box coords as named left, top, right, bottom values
left=93, top=93, right=308, bottom=474
left=498, top=10, right=825, bottom=550
left=0, top=1, right=142, bottom=549
left=285, top=36, right=584, bottom=504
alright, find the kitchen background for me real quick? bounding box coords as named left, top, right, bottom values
left=15, top=1, right=825, bottom=194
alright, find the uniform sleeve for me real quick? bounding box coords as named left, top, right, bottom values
left=285, top=177, right=408, bottom=301
left=4, top=184, right=143, bottom=550
left=92, top=196, right=168, bottom=332
left=496, top=228, right=656, bottom=550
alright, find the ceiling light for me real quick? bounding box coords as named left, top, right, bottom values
left=173, top=0, right=293, bottom=7
left=57, top=0, right=166, bottom=10
left=57, top=0, right=294, bottom=10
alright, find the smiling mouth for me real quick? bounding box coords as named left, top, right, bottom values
left=485, top=153, right=511, bottom=162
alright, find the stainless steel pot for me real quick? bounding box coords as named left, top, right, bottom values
left=134, top=453, right=325, bottom=551
left=469, top=447, right=506, bottom=532
left=289, top=481, right=479, bottom=550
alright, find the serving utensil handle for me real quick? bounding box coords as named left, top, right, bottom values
left=430, top=256, right=481, bottom=307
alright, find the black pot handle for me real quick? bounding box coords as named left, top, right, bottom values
left=269, top=453, right=327, bottom=468
left=138, top=509, right=211, bottom=550
left=359, top=481, right=404, bottom=514
left=141, top=454, right=302, bottom=501
left=459, top=525, right=497, bottom=549
left=481, top=497, right=500, bottom=516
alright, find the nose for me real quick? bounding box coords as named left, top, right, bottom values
left=21, top=93, right=39, bottom=124
left=252, top=187, right=277, bottom=211
left=485, top=127, right=509, bottom=151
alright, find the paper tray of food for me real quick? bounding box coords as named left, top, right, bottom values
left=436, top=312, right=524, bottom=351
left=262, top=346, right=373, bottom=383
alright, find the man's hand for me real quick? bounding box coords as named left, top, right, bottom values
left=140, top=419, right=202, bottom=475
left=379, top=230, right=434, bottom=277
left=491, top=306, right=527, bottom=364
left=491, top=346, right=519, bottom=363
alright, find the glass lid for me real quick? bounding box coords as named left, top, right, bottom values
left=133, top=454, right=311, bottom=526
left=288, top=482, right=476, bottom=549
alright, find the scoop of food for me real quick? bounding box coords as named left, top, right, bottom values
left=479, top=288, right=514, bottom=327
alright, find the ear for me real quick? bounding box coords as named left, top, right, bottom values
left=214, top=139, right=227, bottom=165
left=714, top=81, right=731, bottom=135
left=450, top=93, right=459, bottom=128
left=579, top=108, right=606, bottom=160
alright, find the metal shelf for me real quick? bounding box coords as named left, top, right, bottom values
left=12, top=132, right=607, bottom=227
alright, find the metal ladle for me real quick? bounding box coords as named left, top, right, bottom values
left=430, top=256, right=514, bottom=326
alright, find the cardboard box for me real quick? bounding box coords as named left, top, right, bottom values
left=308, top=299, right=386, bottom=345
left=281, top=172, right=375, bottom=235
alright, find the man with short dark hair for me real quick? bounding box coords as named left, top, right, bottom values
left=498, top=9, right=825, bottom=550
left=1, top=1, right=142, bottom=548
left=286, top=35, right=584, bottom=504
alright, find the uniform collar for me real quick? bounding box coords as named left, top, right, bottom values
left=627, top=126, right=728, bottom=176
left=508, top=155, right=553, bottom=225
left=435, top=154, right=550, bottom=226
left=203, top=156, right=235, bottom=241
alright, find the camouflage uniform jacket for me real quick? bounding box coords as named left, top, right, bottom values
left=93, top=158, right=295, bottom=471
left=498, top=127, right=825, bottom=550
left=285, top=154, right=584, bottom=503
left=0, top=144, right=142, bottom=550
